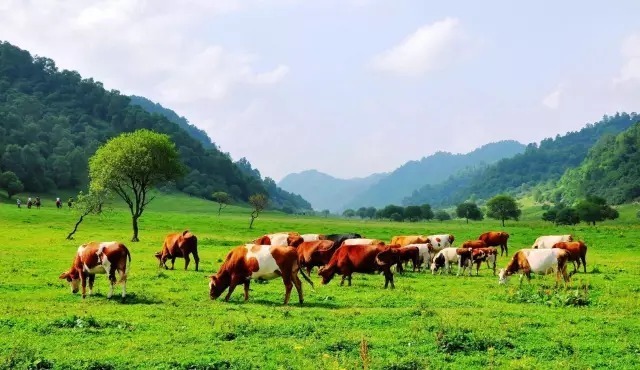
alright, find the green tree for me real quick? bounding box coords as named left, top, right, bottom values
left=321, top=209, right=330, bottom=218
left=365, top=207, right=377, bottom=219
left=212, top=191, right=231, bottom=216
left=404, top=205, right=422, bottom=222
left=342, top=209, right=356, bottom=218
left=420, top=204, right=434, bottom=221
left=556, top=207, right=580, bottom=225
left=456, top=202, right=483, bottom=223
left=66, top=190, right=110, bottom=240
left=249, top=193, right=268, bottom=229
left=381, top=205, right=404, bottom=220
left=486, top=194, right=521, bottom=226
left=435, top=210, right=451, bottom=221
left=0, top=171, right=24, bottom=199
left=541, top=208, right=558, bottom=224
left=88, top=130, right=184, bottom=241
left=357, top=207, right=368, bottom=219
left=575, top=195, right=619, bottom=225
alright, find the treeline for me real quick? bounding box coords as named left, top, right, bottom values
left=404, top=113, right=639, bottom=207
left=541, top=196, right=619, bottom=226
left=0, top=41, right=311, bottom=211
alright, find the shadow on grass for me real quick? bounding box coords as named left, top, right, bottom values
left=223, top=298, right=341, bottom=309
left=114, top=292, right=163, bottom=305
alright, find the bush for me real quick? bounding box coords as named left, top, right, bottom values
left=506, top=285, right=590, bottom=307
left=436, top=327, right=513, bottom=354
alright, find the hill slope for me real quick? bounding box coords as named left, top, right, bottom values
left=278, top=170, right=387, bottom=212
left=404, top=113, right=639, bottom=207
left=557, top=122, right=640, bottom=204
left=0, top=41, right=311, bottom=211
left=343, top=140, right=526, bottom=209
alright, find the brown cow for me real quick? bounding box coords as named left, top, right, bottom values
left=390, top=235, right=428, bottom=247
left=478, top=231, right=510, bottom=256
left=59, top=241, right=131, bottom=299
left=390, top=245, right=420, bottom=273
left=155, top=230, right=199, bottom=271
left=552, top=241, right=588, bottom=273
left=461, top=240, right=488, bottom=249
left=318, top=244, right=400, bottom=288
left=209, top=244, right=314, bottom=304
left=297, top=240, right=336, bottom=275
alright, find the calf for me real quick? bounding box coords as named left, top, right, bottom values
left=462, top=240, right=488, bottom=249
left=209, top=244, right=314, bottom=304
left=59, top=241, right=131, bottom=299
left=297, top=240, right=336, bottom=275
left=455, top=248, right=475, bottom=276
left=431, top=247, right=467, bottom=275
left=478, top=231, right=510, bottom=256
left=155, top=230, right=199, bottom=271
left=470, top=247, right=498, bottom=275
left=498, top=248, right=570, bottom=286
left=318, top=244, right=400, bottom=288
left=552, top=241, right=587, bottom=273
left=392, top=245, right=420, bottom=273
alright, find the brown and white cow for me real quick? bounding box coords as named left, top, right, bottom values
left=209, top=244, right=314, bottom=305
left=425, top=234, right=455, bottom=252
left=318, top=244, right=400, bottom=288
left=498, top=248, right=570, bottom=286
left=155, top=230, right=199, bottom=271
left=254, top=232, right=304, bottom=247
left=478, top=231, right=510, bottom=256
left=552, top=241, right=588, bottom=273
left=469, top=247, right=498, bottom=275
left=59, top=241, right=131, bottom=299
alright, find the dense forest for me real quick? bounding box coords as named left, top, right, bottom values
left=0, top=41, right=311, bottom=211
left=555, top=122, right=640, bottom=205
left=404, top=113, right=639, bottom=207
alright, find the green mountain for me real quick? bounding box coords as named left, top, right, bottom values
left=342, top=140, right=526, bottom=209
left=404, top=113, right=639, bottom=207
left=0, top=41, right=311, bottom=211
left=278, top=170, right=388, bottom=212
left=556, top=121, right=640, bottom=205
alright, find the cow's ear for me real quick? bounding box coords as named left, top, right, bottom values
left=59, top=272, right=68, bottom=280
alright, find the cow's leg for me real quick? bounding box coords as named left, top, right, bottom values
left=119, top=268, right=127, bottom=299
left=170, top=257, right=176, bottom=270
left=193, top=250, right=200, bottom=272
left=386, top=269, right=395, bottom=289
left=581, top=255, right=587, bottom=273
left=81, top=272, right=88, bottom=299
left=243, top=280, right=250, bottom=301
left=292, top=272, right=303, bottom=304
left=347, top=274, right=352, bottom=287
left=340, top=275, right=346, bottom=286
left=88, top=274, right=95, bottom=296
left=224, top=276, right=242, bottom=302
left=184, top=253, right=190, bottom=271
left=282, top=275, right=293, bottom=305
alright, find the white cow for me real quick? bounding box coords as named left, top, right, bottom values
left=342, top=238, right=384, bottom=246
left=426, top=234, right=455, bottom=253
left=301, top=234, right=325, bottom=242
left=532, top=235, right=573, bottom=249
left=498, top=248, right=571, bottom=285
left=430, top=247, right=471, bottom=275
left=405, top=243, right=433, bottom=271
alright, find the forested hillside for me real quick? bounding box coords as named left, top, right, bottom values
left=278, top=170, right=388, bottom=212
left=344, top=140, right=525, bottom=209
left=0, top=41, right=311, bottom=211
left=556, top=122, right=640, bottom=205
left=404, top=113, right=639, bottom=207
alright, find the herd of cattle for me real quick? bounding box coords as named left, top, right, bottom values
left=59, top=231, right=588, bottom=304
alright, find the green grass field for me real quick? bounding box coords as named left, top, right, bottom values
left=1, top=193, right=639, bottom=369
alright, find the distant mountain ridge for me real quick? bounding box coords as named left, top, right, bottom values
left=343, top=140, right=526, bottom=209
left=278, top=170, right=388, bottom=212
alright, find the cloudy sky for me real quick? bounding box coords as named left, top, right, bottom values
left=1, top=1, right=639, bottom=181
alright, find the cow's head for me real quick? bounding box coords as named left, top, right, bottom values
left=449, top=234, right=455, bottom=244
left=430, top=253, right=445, bottom=274
left=498, top=268, right=511, bottom=284
left=375, top=247, right=400, bottom=267
left=287, top=235, right=304, bottom=248
left=154, top=252, right=164, bottom=266
left=59, top=271, right=80, bottom=293
left=208, top=275, right=228, bottom=300
left=317, top=265, right=336, bottom=285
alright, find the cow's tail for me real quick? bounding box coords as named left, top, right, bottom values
left=298, top=267, right=315, bottom=290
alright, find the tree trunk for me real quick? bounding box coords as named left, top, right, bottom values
left=218, top=203, right=222, bottom=216
left=501, top=218, right=505, bottom=227
left=66, top=214, right=85, bottom=240
left=249, top=216, right=256, bottom=229
left=131, top=216, right=140, bottom=242
left=466, top=218, right=469, bottom=224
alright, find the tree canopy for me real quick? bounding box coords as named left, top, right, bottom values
left=486, top=195, right=521, bottom=226
left=249, top=194, right=268, bottom=229
left=456, top=202, right=483, bottom=223
left=0, top=171, right=23, bottom=199
left=89, top=129, right=184, bottom=241
left=574, top=195, right=619, bottom=225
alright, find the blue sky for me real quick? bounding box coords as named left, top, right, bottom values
left=1, top=0, right=639, bottom=180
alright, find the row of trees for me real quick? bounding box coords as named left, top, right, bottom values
left=341, top=194, right=522, bottom=226
left=542, top=195, right=619, bottom=225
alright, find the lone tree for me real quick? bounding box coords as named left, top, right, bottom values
left=0, top=171, right=24, bottom=199
left=435, top=210, right=451, bottom=221
left=575, top=195, right=619, bottom=225
left=249, top=193, right=268, bottom=229
left=456, top=202, right=483, bottom=223
left=342, top=209, right=356, bottom=218
left=321, top=209, right=330, bottom=218
left=66, top=190, right=109, bottom=240
left=486, top=194, right=521, bottom=226
left=89, top=129, right=184, bottom=241
left=212, top=191, right=231, bottom=216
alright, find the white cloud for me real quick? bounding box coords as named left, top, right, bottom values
left=369, top=17, right=473, bottom=76
left=614, top=33, right=640, bottom=84
left=542, top=84, right=564, bottom=109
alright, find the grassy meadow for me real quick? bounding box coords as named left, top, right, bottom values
left=1, top=193, right=639, bottom=369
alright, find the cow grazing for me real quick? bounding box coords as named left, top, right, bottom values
left=59, top=241, right=131, bottom=299
left=552, top=241, right=588, bottom=273
left=297, top=240, right=336, bottom=275
left=478, top=231, right=510, bottom=256
left=209, top=244, right=314, bottom=304
left=390, top=235, right=428, bottom=247
left=532, top=235, right=573, bottom=249
left=155, top=230, right=199, bottom=271
left=430, top=247, right=467, bottom=275
left=498, top=248, right=571, bottom=286
left=301, top=234, right=326, bottom=242
left=425, top=234, right=455, bottom=252
left=318, top=244, right=400, bottom=288
left=342, top=238, right=385, bottom=246
left=469, top=247, right=498, bottom=275
left=254, top=232, right=304, bottom=247
left=404, top=243, right=434, bottom=271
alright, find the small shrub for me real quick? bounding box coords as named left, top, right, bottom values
left=382, top=358, right=423, bottom=370
left=506, top=285, right=591, bottom=307
left=436, top=327, right=513, bottom=354
left=0, top=347, right=53, bottom=370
